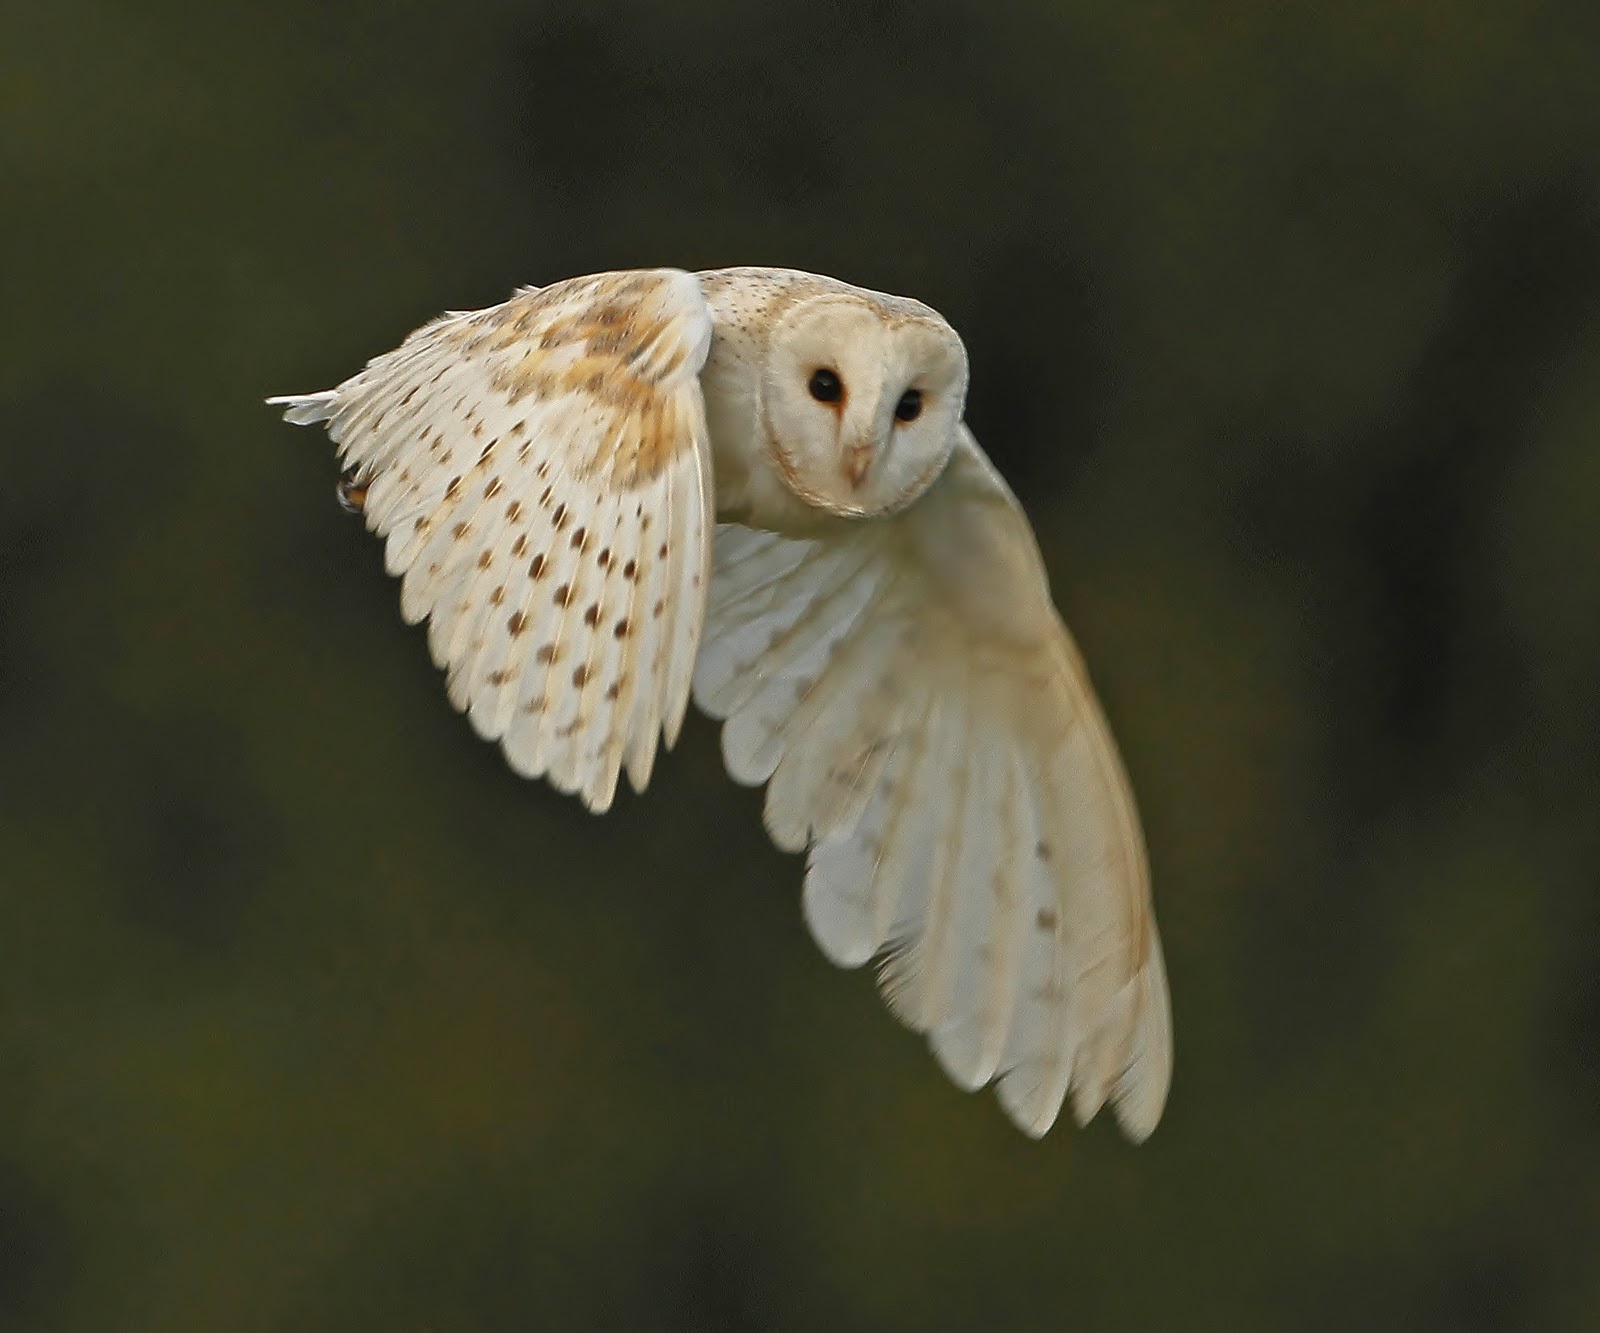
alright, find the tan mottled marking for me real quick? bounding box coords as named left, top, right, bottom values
left=450, top=271, right=702, bottom=489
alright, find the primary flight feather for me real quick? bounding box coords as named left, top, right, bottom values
left=271, top=265, right=1172, bottom=1140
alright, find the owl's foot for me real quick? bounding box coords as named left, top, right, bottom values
left=336, top=471, right=369, bottom=514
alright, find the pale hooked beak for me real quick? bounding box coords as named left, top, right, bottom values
left=843, top=439, right=874, bottom=489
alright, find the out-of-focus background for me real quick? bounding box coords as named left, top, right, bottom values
left=3, top=1, right=1598, bottom=1329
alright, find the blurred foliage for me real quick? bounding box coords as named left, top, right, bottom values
left=2, top=0, right=1599, bottom=1329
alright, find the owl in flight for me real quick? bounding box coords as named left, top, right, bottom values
left=271, top=267, right=1171, bottom=1140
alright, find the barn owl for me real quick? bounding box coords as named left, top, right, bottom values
left=270, top=267, right=1172, bottom=1141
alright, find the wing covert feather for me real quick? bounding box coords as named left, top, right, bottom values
left=693, top=430, right=1172, bottom=1139
left=272, top=269, right=715, bottom=812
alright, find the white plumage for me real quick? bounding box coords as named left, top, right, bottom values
left=271, top=265, right=1172, bottom=1140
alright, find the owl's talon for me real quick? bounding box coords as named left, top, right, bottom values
left=336, top=473, right=369, bottom=514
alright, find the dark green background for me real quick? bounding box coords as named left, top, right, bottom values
left=4, top=1, right=1598, bottom=1329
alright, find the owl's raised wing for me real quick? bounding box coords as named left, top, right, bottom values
left=272, top=269, right=715, bottom=812
left=693, top=430, right=1171, bottom=1139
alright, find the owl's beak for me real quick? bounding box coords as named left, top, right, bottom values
left=843, top=439, right=874, bottom=490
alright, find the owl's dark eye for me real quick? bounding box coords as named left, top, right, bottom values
left=894, top=388, right=923, bottom=422
left=808, top=367, right=843, bottom=403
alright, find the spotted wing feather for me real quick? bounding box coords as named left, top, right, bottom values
left=693, top=430, right=1172, bottom=1140
left=271, top=269, right=715, bottom=812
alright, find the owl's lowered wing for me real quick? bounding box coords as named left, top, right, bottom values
left=272, top=269, right=715, bottom=812
left=693, top=430, right=1171, bottom=1139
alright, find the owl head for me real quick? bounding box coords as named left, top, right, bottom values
left=759, top=290, right=968, bottom=518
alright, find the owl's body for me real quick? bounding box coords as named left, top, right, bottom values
left=272, top=266, right=1172, bottom=1141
